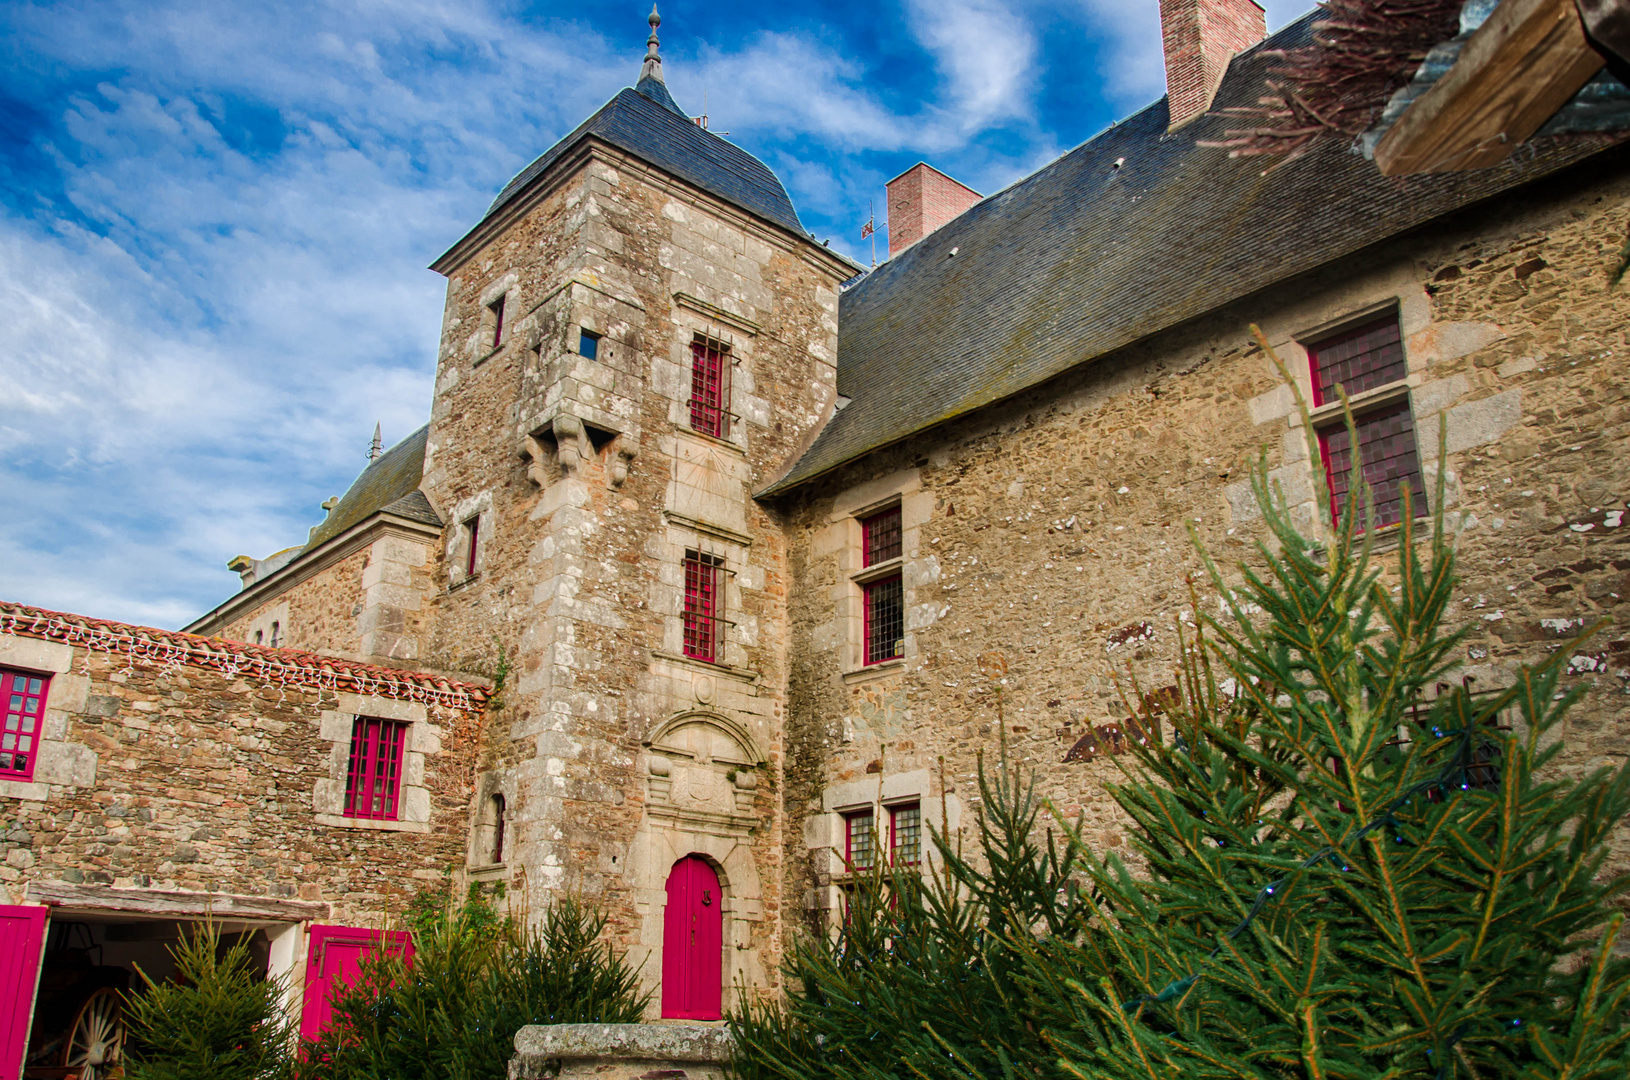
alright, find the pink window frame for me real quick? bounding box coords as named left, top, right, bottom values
left=863, top=575, right=903, bottom=666
left=682, top=552, right=723, bottom=664
left=843, top=809, right=875, bottom=871
left=0, top=668, right=51, bottom=783
left=889, top=801, right=922, bottom=865
left=342, top=717, right=408, bottom=821
left=689, top=339, right=729, bottom=439
left=861, top=505, right=902, bottom=567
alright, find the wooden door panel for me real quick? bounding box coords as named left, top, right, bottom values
left=661, top=856, right=722, bottom=1020
left=0, top=905, right=48, bottom=1080
left=299, top=924, right=412, bottom=1042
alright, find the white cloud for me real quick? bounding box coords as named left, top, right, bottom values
left=906, top=0, right=1041, bottom=130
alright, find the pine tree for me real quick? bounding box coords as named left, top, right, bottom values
left=123, top=921, right=291, bottom=1080
left=1030, top=383, right=1630, bottom=1079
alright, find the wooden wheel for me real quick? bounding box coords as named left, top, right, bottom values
left=61, top=987, right=124, bottom=1080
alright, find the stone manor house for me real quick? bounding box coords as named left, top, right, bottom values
left=4, top=0, right=1630, bottom=1070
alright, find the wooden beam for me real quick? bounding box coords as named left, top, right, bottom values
left=1375, top=0, right=1605, bottom=175
left=25, top=881, right=329, bottom=922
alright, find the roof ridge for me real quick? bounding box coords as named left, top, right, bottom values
left=0, top=602, right=488, bottom=711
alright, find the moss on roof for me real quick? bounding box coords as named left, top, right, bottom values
left=304, top=425, right=438, bottom=551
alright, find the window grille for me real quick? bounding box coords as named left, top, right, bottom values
left=1318, top=399, right=1425, bottom=530
left=689, top=337, right=730, bottom=438
left=890, top=802, right=922, bottom=865
left=344, top=717, right=408, bottom=820
left=0, top=668, right=48, bottom=781
left=844, top=809, right=875, bottom=870
left=862, top=506, right=902, bottom=566
left=1308, top=314, right=1406, bottom=406
left=683, top=551, right=725, bottom=663
left=864, top=575, right=904, bottom=665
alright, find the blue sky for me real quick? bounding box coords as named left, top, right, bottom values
left=0, top=0, right=1312, bottom=629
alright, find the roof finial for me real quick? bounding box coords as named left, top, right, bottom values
left=368, top=422, right=383, bottom=463
left=640, top=4, right=664, bottom=84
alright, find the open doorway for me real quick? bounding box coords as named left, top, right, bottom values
left=20, top=916, right=283, bottom=1080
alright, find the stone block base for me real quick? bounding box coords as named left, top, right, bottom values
left=511, top=1022, right=733, bottom=1080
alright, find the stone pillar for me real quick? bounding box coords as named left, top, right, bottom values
left=510, top=1023, right=732, bottom=1080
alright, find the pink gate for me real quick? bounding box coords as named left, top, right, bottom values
left=661, top=855, right=723, bottom=1020
left=299, top=924, right=413, bottom=1042
left=0, top=905, right=47, bottom=1080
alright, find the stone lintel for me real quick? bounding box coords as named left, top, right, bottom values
left=512, top=1022, right=733, bottom=1066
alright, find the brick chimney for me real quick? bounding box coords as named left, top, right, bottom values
left=885, top=163, right=982, bottom=258
left=1160, top=0, right=1266, bottom=130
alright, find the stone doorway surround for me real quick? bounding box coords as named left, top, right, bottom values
left=625, top=710, right=766, bottom=1018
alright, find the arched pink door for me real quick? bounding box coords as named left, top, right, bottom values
left=661, top=855, right=723, bottom=1020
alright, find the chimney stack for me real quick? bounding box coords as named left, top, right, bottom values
left=885, top=163, right=981, bottom=259
left=1159, top=0, right=1266, bottom=130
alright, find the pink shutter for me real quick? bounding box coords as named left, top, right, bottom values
left=0, top=905, right=47, bottom=1080
left=299, top=924, right=413, bottom=1042
left=661, top=856, right=723, bottom=1020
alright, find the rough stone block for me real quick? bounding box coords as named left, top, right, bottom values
left=1445, top=389, right=1522, bottom=454
left=32, top=741, right=96, bottom=787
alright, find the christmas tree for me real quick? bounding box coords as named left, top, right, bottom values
left=732, top=362, right=1630, bottom=1080
left=1032, top=372, right=1630, bottom=1079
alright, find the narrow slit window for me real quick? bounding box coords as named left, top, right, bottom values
left=689, top=338, right=729, bottom=439
left=488, top=295, right=506, bottom=349
left=682, top=551, right=724, bottom=663
left=343, top=716, right=409, bottom=820
left=0, top=668, right=50, bottom=781
left=862, top=506, right=901, bottom=566
left=269, top=621, right=280, bottom=648
left=254, top=630, right=264, bottom=645
left=890, top=802, right=922, bottom=865
left=844, top=809, right=875, bottom=871
left=1318, top=399, right=1426, bottom=531
left=864, top=575, right=904, bottom=665
left=579, top=329, right=600, bottom=360
left=465, top=516, right=481, bottom=576
left=491, top=793, right=507, bottom=864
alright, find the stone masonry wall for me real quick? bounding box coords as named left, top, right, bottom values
left=217, top=548, right=370, bottom=655
left=779, top=158, right=1630, bottom=925
left=0, top=624, right=480, bottom=925
left=420, top=144, right=850, bottom=1011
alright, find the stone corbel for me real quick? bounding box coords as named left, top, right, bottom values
left=523, top=432, right=555, bottom=488
left=553, top=413, right=592, bottom=476
left=610, top=434, right=639, bottom=487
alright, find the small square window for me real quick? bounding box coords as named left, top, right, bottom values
left=344, top=717, right=409, bottom=820
left=488, top=294, right=507, bottom=349
left=864, top=575, right=904, bottom=665
left=889, top=802, right=921, bottom=865
left=579, top=329, right=601, bottom=360
left=844, top=809, right=875, bottom=870
left=0, top=668, right=49, bottom=781
left=1308, top=313, right=1405, bottom=406
left=1318, top=399, right=1426, bottom=531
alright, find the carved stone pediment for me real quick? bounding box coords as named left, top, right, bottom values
left=644, top=711, right=762, bottom=831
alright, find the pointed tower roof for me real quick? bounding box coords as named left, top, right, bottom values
left=432, top=8, right=807, bottom=270
left=635, top=5, right=686, bottom=116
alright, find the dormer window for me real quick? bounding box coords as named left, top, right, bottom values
left=579, top=329, right=601, bottom=360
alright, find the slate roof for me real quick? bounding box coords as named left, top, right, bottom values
left=304, top=424, right=439, bottom=551
left=471, top=80, right=805, bottom=241
left=762, top=12, right=1623, bottom=495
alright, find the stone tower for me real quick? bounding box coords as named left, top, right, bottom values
left=421, top=9, right=854, bottom=1013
